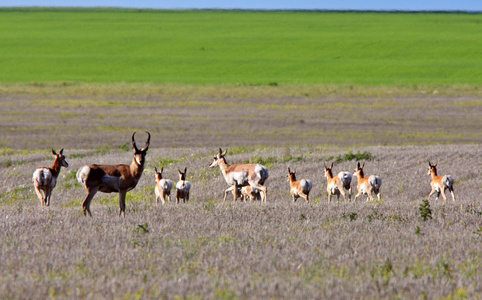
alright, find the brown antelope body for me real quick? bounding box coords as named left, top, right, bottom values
left=154, top=167, right=173, bottom=205
left=287, top=168, right=312, bottom=203
left=209, top=148, right=268, bottom=203
left=76, top=132, right=150, bottom=217
left=353, top=162, right=382, bottom=202
left=32, top=149, right=69, bottom=206
left=176, top=167, right=191, bottom=203
left=324, top=163, right=352, bottom=202
left=427, top=161, right=455, bottom=202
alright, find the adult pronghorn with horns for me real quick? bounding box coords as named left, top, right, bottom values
left=77, top=132, right=150, bottom=217
left=209, top=148, right=269, bottom=203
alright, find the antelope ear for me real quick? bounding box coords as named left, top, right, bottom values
left=52, top=149, right=57, bottom=155
left=60, top=148, right=64, bottom=155
left=160, top=167, right=163, bottom=173
left=221, top=148, right=228, bottom=156
left=184, top=167, right=187, bottom=174
left=178, top=169, right=182, bottom=174
left=362, top=162, right=365, bottom=168
left=357, top=162, right=360, bottom=168
left=330, top=162, right=333, bottom=169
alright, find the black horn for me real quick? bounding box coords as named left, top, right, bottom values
left=142, top=131, right=151, bottom=151
left=132, top=132, right=140, bottom=151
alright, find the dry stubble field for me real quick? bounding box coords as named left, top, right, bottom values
left=0, top=91, right=481, bottom=299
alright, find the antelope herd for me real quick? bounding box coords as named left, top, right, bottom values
left=31, top=132, right=458, bottom=216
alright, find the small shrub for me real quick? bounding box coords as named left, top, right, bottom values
left=328, top=150, right=375, bottom=163
left=134, top=223, right=149, bottom=234
left=118, top=142, right=130, bottom=152
left=419, top=200, right=433, bottom=221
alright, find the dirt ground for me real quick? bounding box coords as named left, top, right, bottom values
left=0, top=94, right=480, bottom=149
left=0, top=93, right=481, bottom=299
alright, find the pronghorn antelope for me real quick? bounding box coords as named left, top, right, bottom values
left=76, top=132, right=150, bottom=217
left=154, top=167, right=173, bottom=205
left=209, top=148, right=269, bottom=203
left=427, top=161, right=455, bottom=202
left=287, top=168, right=312, bottom=203
left=176, top=167, right=191, bottom=203
left=241, top=185, right=261, bottom=202
left=324, top=162, right=352, bottom=202
left=352, top=162, right=382, bottom=202
left=32, top=148, right=69, bottom=207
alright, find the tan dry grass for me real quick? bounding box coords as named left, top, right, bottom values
left=0, top=144, right=481, bottom=299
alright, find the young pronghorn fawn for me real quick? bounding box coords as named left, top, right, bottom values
left=324, top=162, right=352, bottom=202
left=241, top=185, right=261, bottom=202
left=176, top=167, right=192, bottom=203
left=76, top=132, right=150, bottom=217
left=32, top=148, right=69, bottom=207
left=427, top=161, right=455, bottom=203
left=154, top=167, right=173, bottom=205
left=209, top=148, right=269, bottom=203
left=352, top=162, right=382, bottom=202
left=287, top=168, right=312, bottom=203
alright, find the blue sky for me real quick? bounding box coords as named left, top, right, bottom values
left=1, top=0, right=481, bottom=11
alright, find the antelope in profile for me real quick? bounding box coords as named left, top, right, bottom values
left=32, top=148, right=69, bottom=207
left=427, top=161, right=455, bottom=202
left=76, top=132, right=150, bottom=217
left=176, top=167, right=191, bottom=203
left=287, top=168, right=312, bottom=203
left=154, top=167, right=173, bottom=205
left=324, top=162, right=352, bottom=202
left=352, top=162, right=382, bottom=202
left=209, top=148, right=268, bottom=203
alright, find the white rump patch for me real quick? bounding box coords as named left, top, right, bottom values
left=160, top=179, right=173, bottom=192
left=76, top=165, right=91, bottom=186
left=443, top=175, right=454, bottom=188
left=33, top=168, right=52, bottom=187
left=300, top=179, right=312, bottom=193
left=338, top=172, right=352, bottom=187
left=176, top=181, right=191, bottom=192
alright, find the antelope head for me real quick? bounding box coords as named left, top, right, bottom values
left=154, top=167, right=163, bottom=181
left=132, top=131, right=150, bottom=166
left=52, top=148, right=69, bottom=168
left=287, top=167, right=296, bottom=182
left=209, top=148, right=228, bottom=168
left=324, top=162, right=334, bottom=178
left=427, top=161, right=437, bottom=176
left=353, top=162, right=364, bottom=177
left=179, top=167, right=188, bottom=181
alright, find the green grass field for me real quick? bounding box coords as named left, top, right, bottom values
left=0, top=8, right=481, bottom=86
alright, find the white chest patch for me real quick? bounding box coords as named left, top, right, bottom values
left=433, top=183, right=441, bottom=192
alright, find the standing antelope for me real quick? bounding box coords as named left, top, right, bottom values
left=324, top=162, right=352, bottom=202
left=176, top=167, right=191, bottom=203
left=287, top=168, right=312, bottom=203
left=209, top=148, right=269, bottom=203
left=76, top=132, right=150, bottom=217
left=32, top=148, right=69, bottom=207
left=154, top=167, right=173, bottom=205
left=352, top=162, right=382, bottom=202
left=427, top=161, right=455, bottom=202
